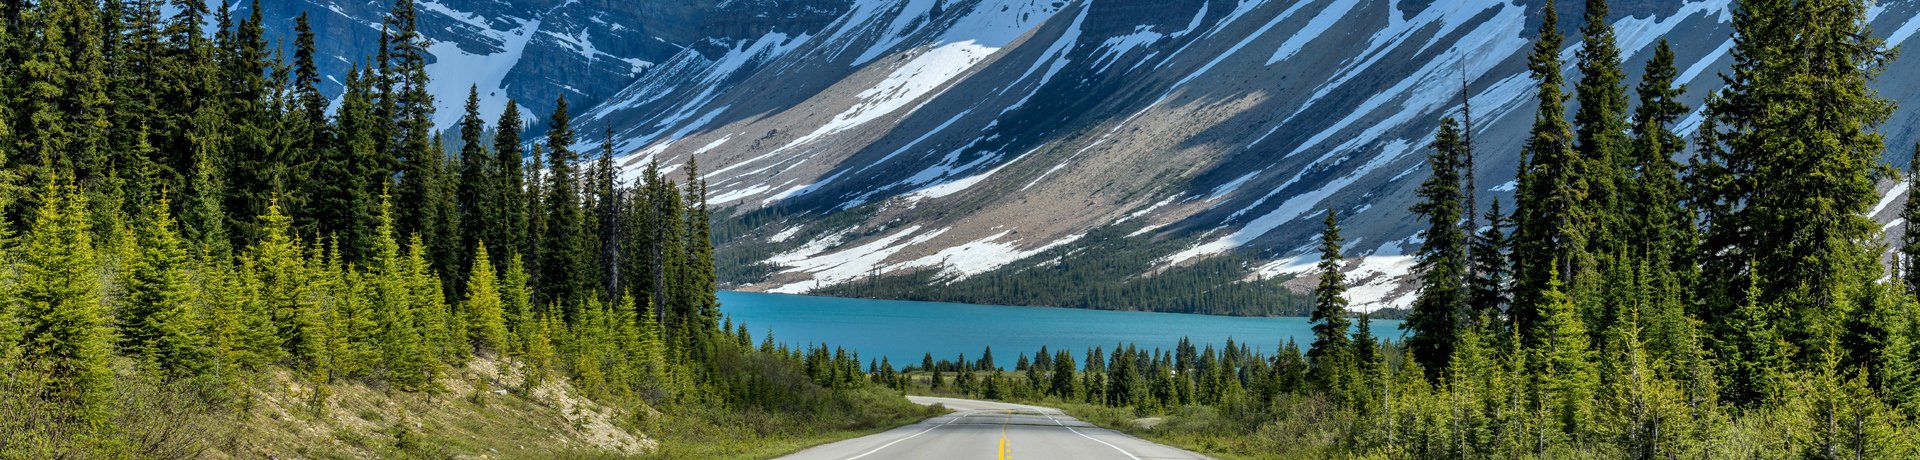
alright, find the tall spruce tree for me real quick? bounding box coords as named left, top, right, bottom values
left=1904, top=143, right=1920, bottom=294
left=15, top=0, right=110, bottom=200
left=457, top=86, right=494, bottom=267
left=683, top=158, right=718, bottom=333
left=1572, top=0, right=1628, bottom=257
left=1408, top=117, right=1470, bottom=377
left=317, top=64, right=378, bottom=263
left=539, top=96, right=585, bottom=318
left=1307, top=208, right=1352, bottom=388
left=1703, top=0, right=1892, bottom=360
left=492, top=100, right=526, bottom=266
left=592, top=134, right=622, bottom=303
left=1467, top=198, right=1510, bottom=329
left=1510, top=2, right=1585, bottom=349
left=219, top=0, right=279, bottom=247
left=385, top=0, right=436, bottom=246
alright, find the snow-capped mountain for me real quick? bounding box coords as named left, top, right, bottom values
left=246, top=0, right=848, bottom=127
left=271, top=0, right=1920, bottom=311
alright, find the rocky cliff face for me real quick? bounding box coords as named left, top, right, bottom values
left=265, top=0, right=1920, bottom=311
left=244, top=0, right=849, bottom=128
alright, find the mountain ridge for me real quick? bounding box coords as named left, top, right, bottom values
left=267, top=0, right=1920, bottom=312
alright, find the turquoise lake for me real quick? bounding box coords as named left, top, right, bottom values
left=717, top=291, right=1403, bottom=370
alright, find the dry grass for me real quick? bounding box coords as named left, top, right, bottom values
left=215, top=356, right=655, bottom=459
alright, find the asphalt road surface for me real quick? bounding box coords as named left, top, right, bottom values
left=778, top=396, right=1210, bottom=460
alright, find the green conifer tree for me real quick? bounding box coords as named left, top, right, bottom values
left=1721, top=269, right=1784, bottom=406
left=539, top=97, right=585, bottom=317
left=1704, top=0, right=1893, bottom=360
left=371, top=194, right=428, bottom=390
left=494, top=100, right=527, bottom=265
left=15, top=0, right=110, bottom=195
left=313, top=63, right=377, bottom=264
left=1572, top=0, right=1629, bottom=257
left=1841, top=279, right=1916, bottom=411
left=15, top=183, right=113, bottom=423
left=501, top=252, right=532, bottom=356
left=1308, top=208, right=1351, bottom=389
left=1510, top=2, right=1587, bottom=349
left=117, top=197, right=209, bottom=379
left=1409, top=117, right=1470, bottom=376
left=464, top=244, right=508, bottom=355
left=457, top=86, right=495, bottom=267
left=1532, top=268, right=1594, bottom=444
left=1904, top=143, right=1920, bottom=294
left=1467, top=198, right=1509, bottom=329
left=250, top=201, right=324, bottom=372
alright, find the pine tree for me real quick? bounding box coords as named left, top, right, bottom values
left=424, top=134, right=461, bottom=287
left=15, top=182, right=113, bottom=423
left=1704, top=0, right=1893, bottom=360
left=1572, top=0, right=1629, bottom=257
left=1721, top=268, right=1784, bottom=406
left=1841, top=279, right=1916, bottom=411
left=464, top=244, right=508, bottom=355
left=385, top=0, right=436, bottom=244
left=637, top=296, right=666, bottom=386
left=1409, top=117, right=1470, bottom=377
left=1904, top=143, right=1920, bottom=294
left=104, top=0, right=166, bottom=215
left=493, top=100, right=527, bottom=265
left=328, top=246, right=378, bottom=380
left=683, top=159, right=718, bottom=334
left=458, top=85, right=495, bottom=263
left=1531, top=268, right=1594, bottom=445
left=219, top=0, right=282, bottom=248
left=1626, top=41, right=1692, bottom=272
left=117, top=197, right=209, bottom=379
left=249, top=201, right=324, bottom=372
left=14, top=0, right=110, bottom=196
left=592, top=134, right=622, bottom=303
left=1510, top=2, right=1586, bottom=349
left=406, top=233, right=456, bottom=367
left=1308, top=208, right=1352, bottom=388
left=539, top=96, right=585, bottom=317
left=312, top=63, right=377, bottom=264
left=501, top=252, right=532, bottom=356
left=1467, top=198, right=1509, bottom=329
left=371, top=193, right=428, bottom=389
left=291, top=12, right=327, bottom=153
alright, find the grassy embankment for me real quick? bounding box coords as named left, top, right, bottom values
left=8, top=356, right=938, bottom=459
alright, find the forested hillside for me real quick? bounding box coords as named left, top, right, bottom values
left=0, top=0, right=926, bottom=457
left=884, top=0, right=1920, bottom=457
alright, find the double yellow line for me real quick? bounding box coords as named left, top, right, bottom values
left=998, top=409, right=1012, bottom=460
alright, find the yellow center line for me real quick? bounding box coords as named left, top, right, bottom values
left=998, top=409, right=1012, bottom=460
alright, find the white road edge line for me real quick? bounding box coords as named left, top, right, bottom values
left=844, top=411, right=972, bottom=460
left=1038, top=410, right=1143, bottom=460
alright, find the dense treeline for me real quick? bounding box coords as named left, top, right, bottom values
left=905, top=1, right=1920, bottom=457
left=0, top=0, right=917, bottom=456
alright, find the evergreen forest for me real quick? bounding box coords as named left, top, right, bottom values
left=0, top=0, right=928, bottom=457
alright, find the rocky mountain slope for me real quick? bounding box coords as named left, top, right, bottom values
left=272, top=0, right=1920, bottom=311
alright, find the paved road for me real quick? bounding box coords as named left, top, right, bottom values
left=779, top=396, right=1210, bottom=460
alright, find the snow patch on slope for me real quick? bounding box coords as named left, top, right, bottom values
left=895, top=231, right=1086, bottom=280
left=421, top=5, right=542, bottom=129
left=768, top=225, right=947, bottom=293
